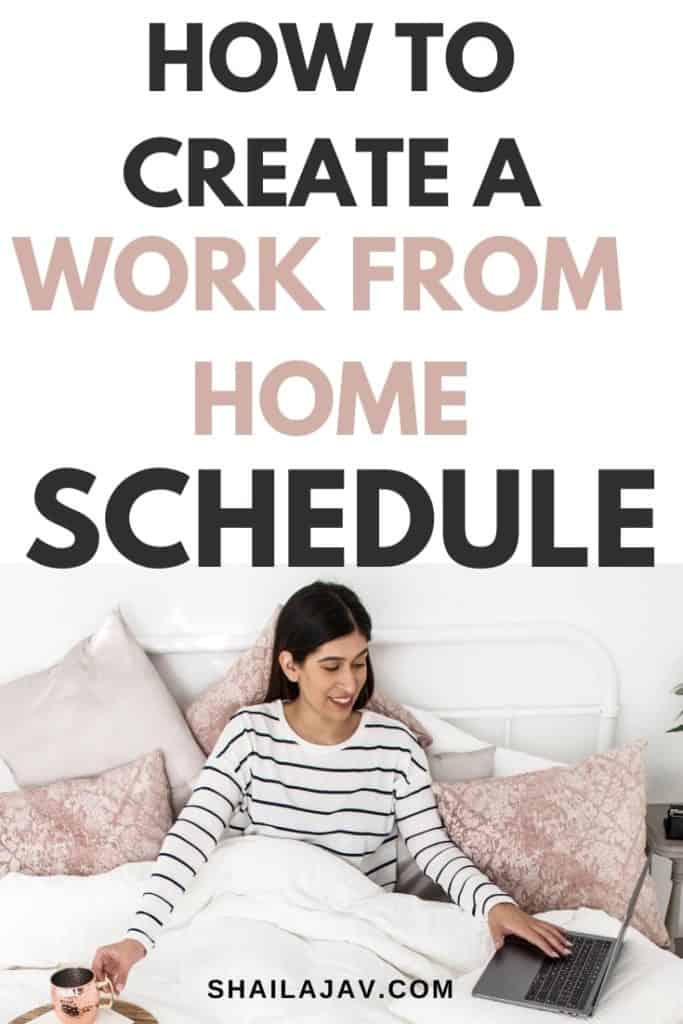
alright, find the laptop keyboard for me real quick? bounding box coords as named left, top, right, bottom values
left=524, top=936, right=612, bottom=1010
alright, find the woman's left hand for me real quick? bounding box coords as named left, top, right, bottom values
left=487, top=903, right=573, bottom=959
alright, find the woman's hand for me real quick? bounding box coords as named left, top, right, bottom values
left=91, top=938, right=147, bottom=996
left=487, top=903, right=573, bottom=959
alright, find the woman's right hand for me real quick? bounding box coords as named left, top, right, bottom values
left=91, top=938, right=147, bottom=995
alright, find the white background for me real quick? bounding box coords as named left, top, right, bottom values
left=1, top=2, right=681, bottom=564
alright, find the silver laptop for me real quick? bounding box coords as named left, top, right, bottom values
left=472, top=861, right=649, bottom=1017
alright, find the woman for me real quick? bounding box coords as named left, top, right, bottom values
left=93, top=581, right=571, bottom=994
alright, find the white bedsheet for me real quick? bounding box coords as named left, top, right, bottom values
left=1, top=836, right=681, bottom=1023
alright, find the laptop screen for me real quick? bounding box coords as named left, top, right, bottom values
left=590, top=860, right=649, bottom=1006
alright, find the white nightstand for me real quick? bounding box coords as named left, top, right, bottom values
left=646, top=803, right=683, bottom=956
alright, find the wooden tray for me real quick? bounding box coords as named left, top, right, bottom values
left=8, top=1000, right=158, bottom=1024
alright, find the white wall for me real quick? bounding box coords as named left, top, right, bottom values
left=1, top=563, right=681, bottom=930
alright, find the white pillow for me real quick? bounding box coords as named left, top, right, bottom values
left=0, top=609, right=204, bottom=813
left=403, top=705, right=490, bottom=753
left=494, top=747, right=568, bottom=776
left=0, top=757, right=19, bottom=793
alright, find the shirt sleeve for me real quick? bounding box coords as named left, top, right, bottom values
left=124, top=711, right=254, bottom=954
left=394, top=741, right=516, bottom=921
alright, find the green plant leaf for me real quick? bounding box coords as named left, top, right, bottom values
left=672, top=684, right=683, bottom=695
left=666, top=724, right=683, bottom=733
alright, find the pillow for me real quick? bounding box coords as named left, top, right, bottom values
left=363, top=692, right=432, bottom=749
left=186, top=605, right=282, bottom=754
left=186, top=606, right=433, bottom=753
left=494, top=746, right=568, bottom=776
left=0, top=750, right=172, bottom=877
left=430, top=746, right=496, bottom=784
left=432, top=741, right=669, bottom=947
left=403, top=705, right=488, bottom=753
left=0, top=609, right=204, bottom=813
left=0, top=758, right=19, bottom=794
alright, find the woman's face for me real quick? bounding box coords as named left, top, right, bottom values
left=279, top=629, right=369, bottom=719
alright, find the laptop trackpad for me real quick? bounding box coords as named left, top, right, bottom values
left=473, top=935, right=545, bottom=1001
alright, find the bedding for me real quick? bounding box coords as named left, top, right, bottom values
left=0, top=751, right=172, bottom=877
left=434, top=741, right=669, bottom=947
left=0, top=610, right=204, bottom=813
left=403, top=704, right=490, bottom=752
left=1, top=836, right=681, bottom=1023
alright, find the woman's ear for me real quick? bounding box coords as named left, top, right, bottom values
left=278, top=649, right=298, bottom=682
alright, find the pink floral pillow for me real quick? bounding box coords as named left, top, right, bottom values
left=185, top=606, right=432, bottom=754
left=0, top=751, right=172, bottom=877
left=433, top=741, right=669, bottom=947
left=186, top=606, right=282, bottom=754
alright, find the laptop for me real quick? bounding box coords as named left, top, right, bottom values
left=472, top=860, right=649, bottom=1017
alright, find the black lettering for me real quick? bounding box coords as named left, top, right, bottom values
left=188, top=139, right=242, bottom=207
left=598, top=469, right=654, bottom=566
left=289, top=470, right=344, bottom=566
left=209, top=23, right=278, bottom=92
left=357, top=470, right=433, bottom=565
left=474, top=138, right=540, bottom=206
left=105, top=469, right=189, bottom=568
left=394, top=23, right=444, bottom=91
left=409, top=139, right=448, bottom=206
left=197, top=469, right=274, bottom=566
left=227, top=979, right=246, bottom=997
left=355, top=138, right=404, bottom=205
left=445, top=23, right=514, bottom=92
left=247, top=139, right=287, bottom=206
left=290, top=138, right=356, bottom=206
left=442, top=470, right=519, bottom=568
left=280, top=22, right=372, bottom=91
left=207, top=979, right=224, bottom=999
left=149, top=23, right=203, bottom=91
left=532, top=470, right=587, bottom=566
left=123, top=138, right=182, bottom=208
left=27, top=468, right=99, bottom=569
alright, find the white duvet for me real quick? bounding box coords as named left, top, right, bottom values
left=1, top=836, right=682, bottom=1023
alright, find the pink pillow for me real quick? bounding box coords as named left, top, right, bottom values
left=186, top=606, right=282, bottom=754
left=185, top=606, right=432, bottom=754
left=433, top=742, right=669, bottom=947
left=0, top=750, right=172, bottom=877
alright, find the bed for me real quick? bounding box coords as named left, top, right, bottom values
left=1, top=618, right=682, bottom=1023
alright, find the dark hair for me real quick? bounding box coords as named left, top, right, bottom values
left=265, top=580, right=374, bottom=709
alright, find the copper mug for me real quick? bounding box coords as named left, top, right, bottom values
left=50, top=966, right=114, bottom=1023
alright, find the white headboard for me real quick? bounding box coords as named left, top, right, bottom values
left=141, top=620, right=619, bottom=763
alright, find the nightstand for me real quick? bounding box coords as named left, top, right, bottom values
left=646, top=803, right=683, bottom=956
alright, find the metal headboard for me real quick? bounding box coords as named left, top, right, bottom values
left=138, top=620, right=619, bottom=752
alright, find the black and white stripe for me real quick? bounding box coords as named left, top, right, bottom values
left=127, top=700, right=514, bottom=952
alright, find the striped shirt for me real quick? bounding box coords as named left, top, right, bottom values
left=126, top=700, right=515, bottom=953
